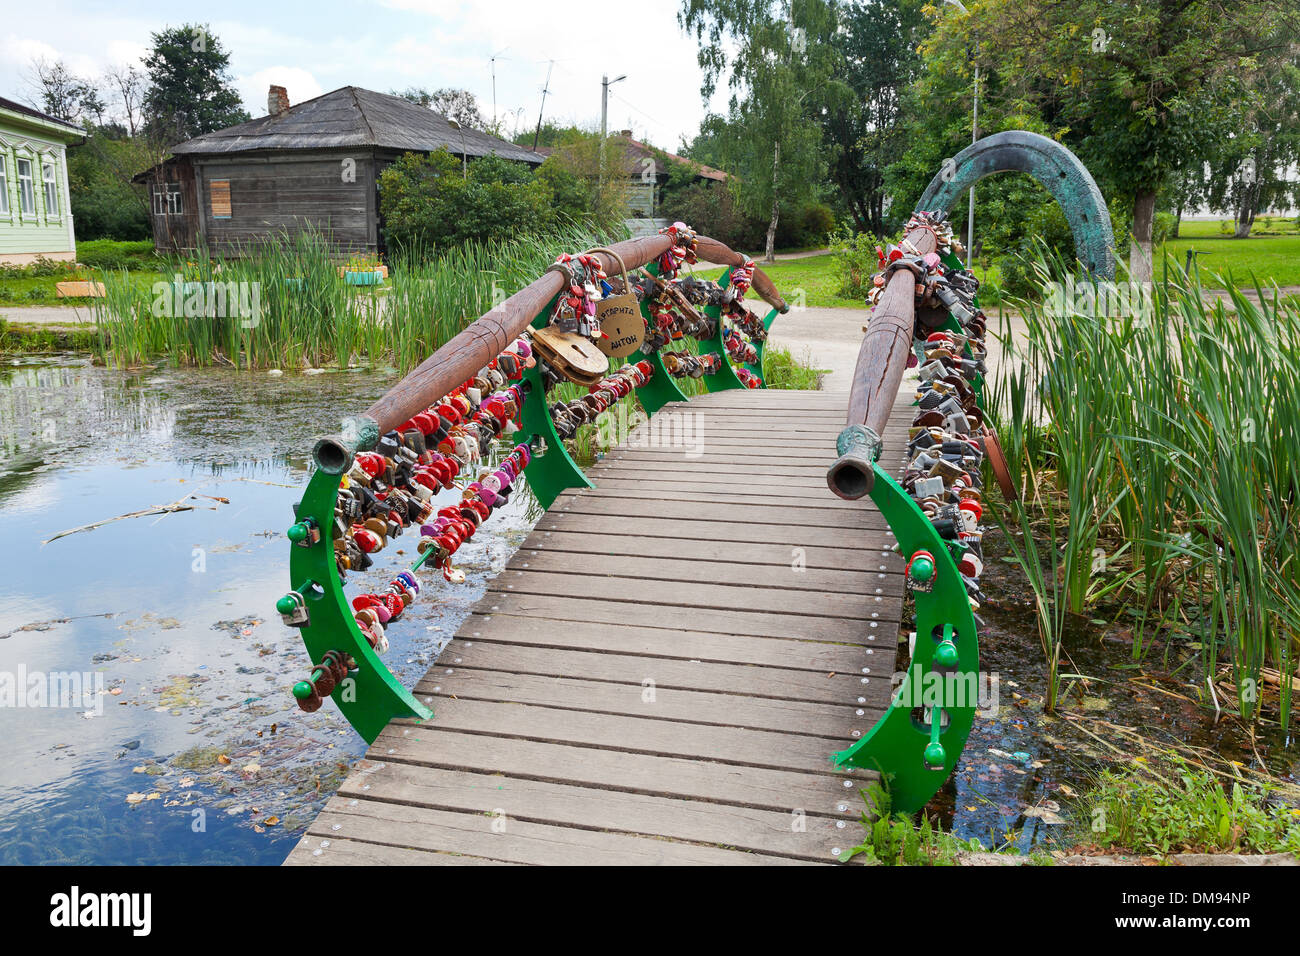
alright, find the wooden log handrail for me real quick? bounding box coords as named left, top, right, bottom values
left=313, top=232, right=788, bottom=473
left=826, top=225, right=937, bottom=499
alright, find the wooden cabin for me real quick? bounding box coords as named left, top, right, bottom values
left=135, top=86, right=543, bottom=256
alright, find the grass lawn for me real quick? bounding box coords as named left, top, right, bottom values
left=698, top=255, right=866, bottom=310
left=0, top=267, right=167, bottom=307
left=1162, top=223, right=1300, bottom=288
left=703, top=217, right=1300, bottom=310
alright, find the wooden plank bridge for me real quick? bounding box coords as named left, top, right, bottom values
left=285, top=384, right=916, bottom=866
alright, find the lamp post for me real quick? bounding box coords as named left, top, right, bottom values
left=447, top=118, right=468, bottom=178
left=599, top=73, right=627, bottom=186
left=943, top=0, right=977, bottom=267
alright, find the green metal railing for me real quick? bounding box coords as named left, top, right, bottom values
left=280, top=234, right=788, bottom=742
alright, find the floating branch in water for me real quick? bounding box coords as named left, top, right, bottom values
left=42, top=494, right=229, bottom=545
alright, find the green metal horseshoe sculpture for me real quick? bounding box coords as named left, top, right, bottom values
left=916, top=130, right=1116, bottom=279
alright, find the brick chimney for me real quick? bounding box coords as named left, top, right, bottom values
left=268, top=85, right=290, bottom=117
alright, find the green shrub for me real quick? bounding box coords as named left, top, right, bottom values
left=1152, top=211, right=1178, bottom=246
left=378, top=148, right=555, bottom=253
left=779, top=201, right=835, bottom=248
left=0, top=256, right=75, bottom=279
left=76, top=239, right=160, bottom=271
left=829, top=226, right=884, bottom=299
left=1086, top=760, right=1300, bottom=856
left=659, top=181, right=764, bottom=251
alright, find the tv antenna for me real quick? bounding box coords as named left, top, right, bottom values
left=532, top=59, right=554, bottom=152
left=489, top=47, right=509, bottom=128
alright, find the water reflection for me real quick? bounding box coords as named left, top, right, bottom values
left=0, top=355, right=535, bottom=864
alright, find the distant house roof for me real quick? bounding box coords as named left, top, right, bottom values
left=616, top=135, right=729, bottom=183
left=0, top=96, right=84, bottom=141
left=532, top=134, right=728, bottom=182
left=169, top=86, right=541, bottom=164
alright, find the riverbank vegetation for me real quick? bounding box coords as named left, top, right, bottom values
left=88, top=225, right=621, bottom=370
left=987, top=255, right=1300, bottom=731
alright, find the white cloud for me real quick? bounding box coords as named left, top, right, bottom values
left=0, top=3, right=732, bottom=149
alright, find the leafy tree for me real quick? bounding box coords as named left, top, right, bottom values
left=68, top=127, right=152, bottom=240
left=392, top=87, right=487, bottom=129
left=512, top=121, right=588, bottom=150
left=945, top=0, right=1300, bottom=280
left=680, top=0, right=845, bottom=261
left=822, top=0, right=930, bottom=234
left=103, top=64, right=147, bottom=136
left=1204, top=57, right=1300, bottom=237
left=377, top=149, right=554, bottom=250
left=142, top=24, right=249, bottom=145
left=27, top=58, right=101, bottom=123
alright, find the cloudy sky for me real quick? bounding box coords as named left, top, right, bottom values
left=0, top=0, right=735, bottom=149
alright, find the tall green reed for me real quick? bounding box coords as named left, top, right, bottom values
left=985, top=248, right=1300, bottom=725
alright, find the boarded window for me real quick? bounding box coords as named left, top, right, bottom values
left=209, top=180, right=231, bottom=219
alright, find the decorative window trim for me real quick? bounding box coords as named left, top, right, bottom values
left=0, top=151, right=10, bottom=219
left=15, top=154, right=36, bottom=220
left=42, top=160, right=59, bottom=221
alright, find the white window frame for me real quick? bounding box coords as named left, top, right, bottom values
left=0, top=154, right=9, bottom=216
left=152, top=182, right=183, bottom=217
left=16, top=156, right=35, bottom=218
left=42, top=160, right=59, bottom=219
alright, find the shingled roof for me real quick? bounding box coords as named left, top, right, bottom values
left=169, top=86, right=542, bottom=164
left=0, top=96, right=84, bottom=138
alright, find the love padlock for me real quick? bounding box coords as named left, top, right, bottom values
left=276, top=590, right=309, bottom=628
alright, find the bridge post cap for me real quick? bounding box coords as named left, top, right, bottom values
left=291, top=680, right=315, bottom=700
left=934, top=640, right=959, bottom=668
left=923, top=741, right=947, bottom=769
left=276, top=593, right=299, bottom=616
left=907, top=551, right=936, bottom=585
left=286, top=522, right=310, bottom=543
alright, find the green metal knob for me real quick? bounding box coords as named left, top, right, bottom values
left=908, top=554, right=935, bottom=585
left=923, top=741, right=947, bottom=769
left=287, top=522, right=309, bottom=543
left=934, top=640, right=959, bottom=668
left=276, top=593, right=299, bottom=616
left=292, top=680, right=314, bottom=700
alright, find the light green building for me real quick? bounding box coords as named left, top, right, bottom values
left=0, top=96, right=82, bottom=265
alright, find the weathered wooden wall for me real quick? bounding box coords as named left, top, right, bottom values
left=191, top=150, right=378, bottom=255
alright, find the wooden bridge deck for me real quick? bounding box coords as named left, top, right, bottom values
left=286, top=385, right=915, bottom=866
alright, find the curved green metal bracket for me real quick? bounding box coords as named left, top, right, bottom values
left=744, top=306, right=780, bottom=385
left=287, top=472, right=433, bottom=744
left=916, top=129, right=1115, bottom=279
left=698, top=267, right=747, bottom=392
left=832, top=462, right=980, bottom=814
left=520, top=296, right=595, bottom=511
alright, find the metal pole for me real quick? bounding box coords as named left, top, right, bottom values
left=968, top=52, right=978, bottom=268
left=600, top=74, right=609, bottom=187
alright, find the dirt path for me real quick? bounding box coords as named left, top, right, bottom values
left=771, top=304, right=1031, bottom=391
left=1, top=304, right=97, bottom=327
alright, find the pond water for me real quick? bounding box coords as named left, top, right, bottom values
left=0, top=355, right=535, bottom=865
left=3, top=353, right=1293, bottom=864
